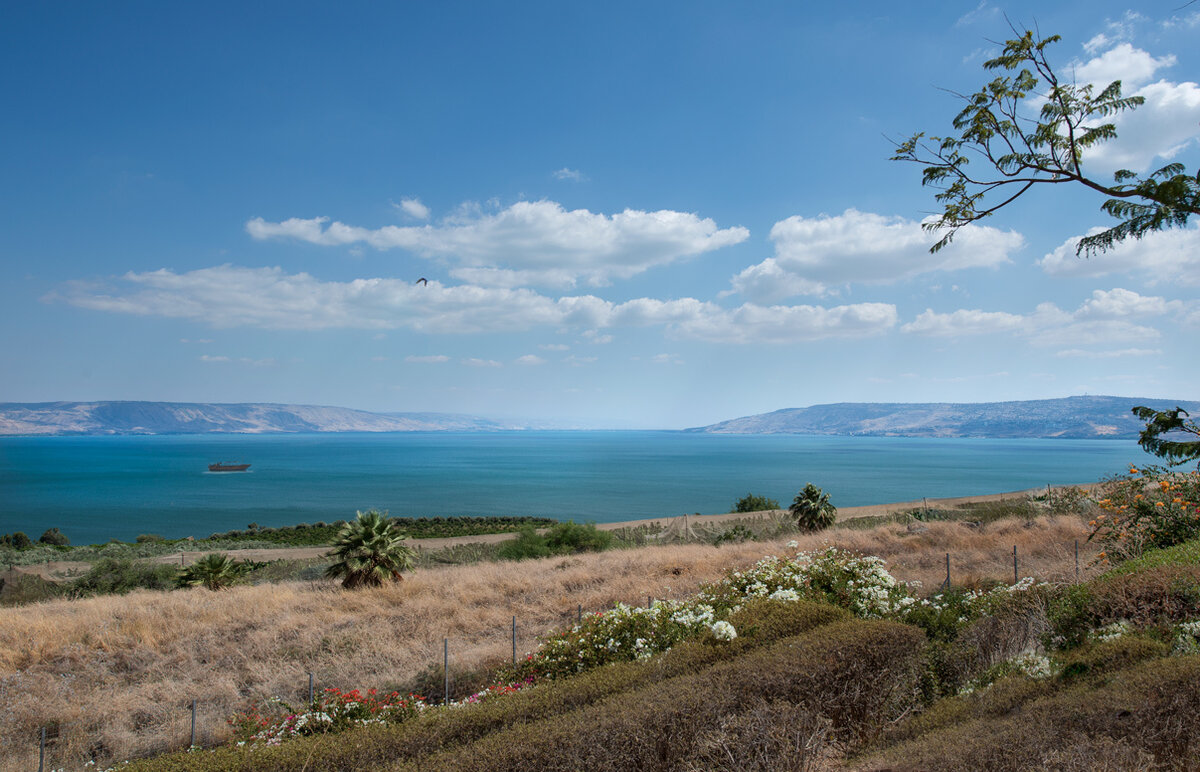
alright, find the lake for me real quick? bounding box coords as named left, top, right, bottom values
left=0, top=432, right=1147, bottom=544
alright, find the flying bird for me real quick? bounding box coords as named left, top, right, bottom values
left=416, top=277, right=428, bottom=286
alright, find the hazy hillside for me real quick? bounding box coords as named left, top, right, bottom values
left=686, top=395, right=1200, bottom=439
left=0, top=401, right=530, bottom=436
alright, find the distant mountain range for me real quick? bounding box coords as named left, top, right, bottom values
left=0, top=401, right=538, bottom=436
left=685, top=396, right=1200, bottom=439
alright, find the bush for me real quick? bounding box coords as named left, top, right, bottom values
left=544, top=522, right=612, bottom=554
left=1086, top=564, right=1200, bottom=627
left=1089, top=466, right=1200, bottom=563
left=733, top=493, right=780, bottom=513
left=0, top=531, right=33, bottom=549
left=864, top=655, right=1200, bottom=772
left=403, top=620, right=925, bottom=771
left=497, top=527, right=554, bottom=561
left=497, top=523, right=611, bottom=562
left=72, top=558, right=179, bottom=595
left=136, top=533, right=166, bottom=543
left=38, top=527, right=69, bottom=546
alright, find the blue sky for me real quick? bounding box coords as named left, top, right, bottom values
left=2, top=1, right=1198, bottom=428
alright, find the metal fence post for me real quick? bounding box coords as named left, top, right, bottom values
left=1013, top=545, right=1018, bottom=584
left=308, top=672, right=314, bottom=706
left=943, top=552, right=950, bottom=589
left=190, top=699, right=196, bottom=748
left=1075, top=539, right=1079, bottom=581
left=39, top=726, right=45, bottom=772
left=577, top=603, right=582, bottom=624
left=512, top=616, right=517, bottom=666
left=443, top=638, right=449, bottom=706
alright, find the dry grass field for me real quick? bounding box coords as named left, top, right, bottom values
left=0, top=513, right=1099, bottom=771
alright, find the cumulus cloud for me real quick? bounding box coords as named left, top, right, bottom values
left=463, top=358, right=502, bottom=367
left=902, top=288, right=1173, bottom=346
left=1068, top=42, right=1200, bottom=173
left=514, top=354, right=545, bottom=365
left=51, top=264, right=896, bottom=344
left=246, top=200, right=749, bottom=290
left=394, top=198, right=431, bottom=220
left=405, top=355, right=450, bottom=363
left=730, top=209, right=1023, bottom=301
left=1039, top=225, right=1200, bottom=285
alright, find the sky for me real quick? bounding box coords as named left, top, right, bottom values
left=1, top=1, right=1198, bottom=428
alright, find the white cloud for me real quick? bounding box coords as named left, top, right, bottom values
left=52, top=264, right=897, bottom=345
left=902, top=288, right=1171, bottom=346
left=1039, top=224, right=1200, bottom=285
left=552, top=168, right=586, bottom=181
left=730, top=209, right=1023, bottom=301
left=1056, top=348, right=1162, bottom=358
left=463, top=358, right=502, bottom=367
left=1068, top=43, right=1200, bottom=173
left=651, top=353, right=684, bottom=365
left=515, top=354, right=545, bottom=365
left=538, top=343, right=570, bottom=351
left=582, top=330, right=613, bottom=344
left=405, top=355, right=450, bottom=363
left=394, top=198, right=431, bottom=220
left=199, top=354, right=231, bottom=362
left=246, top=200, right=749, bottom=289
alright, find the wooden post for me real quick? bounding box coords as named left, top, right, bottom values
left=39, top=726, right=46, bottom=772
left=512, top=616, right=517, bottom=666
left=308, top=672, right=314, bottom=705
left=1013, top=545, right=1018, bottom=584
left=190, top=699, right=197, bottom=748
left=577, top=603, right=582, bottom=625
left=944, top=553, right=950, bottom=589
left=1075, top=540, right=1079, bottom=582
left=443, top=638, right=449, bottom=706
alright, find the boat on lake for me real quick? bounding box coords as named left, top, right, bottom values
left=208, top=462, right=251, bottom=472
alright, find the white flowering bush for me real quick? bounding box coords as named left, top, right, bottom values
left=1172, top=620, right=1200, bottom=655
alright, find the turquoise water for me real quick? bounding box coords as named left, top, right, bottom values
left=0, top=432, right=1147, bottom=545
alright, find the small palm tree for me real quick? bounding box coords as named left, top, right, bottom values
left=179, top=553, right=245, bottom=590
left=325, top=510, right=416, bottom=589
left=790, top=483, right=837, bottom=532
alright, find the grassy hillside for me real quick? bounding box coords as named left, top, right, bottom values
left=1, top=512, right=1100, bottom=772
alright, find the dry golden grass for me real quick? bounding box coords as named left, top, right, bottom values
left=0, top=514, right=1097, bottom=771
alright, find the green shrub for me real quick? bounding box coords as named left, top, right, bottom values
left=72, top=558, right=179, bottom=595
left=0, top=531, right=33, bottom=549
left=38, top=527, right=69, bottom=546
left=403, top=620, right=925, bottom=771
left=864, top=655, right=1200, bottom=772
left=497, top=527, right=554, bottom=560
left=136, top=533, right=166, bottom=543
left=0, top=571, right=64, bottom=605
left=1102, top=537, right=1200, bottom=576
left=733, top=493, right=780, bottom=513
left=1058, top=634, right=1170, bottom=682
left=544, top=521, right=612, bottom=553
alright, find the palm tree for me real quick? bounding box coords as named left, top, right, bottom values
left=790, top=483, right=837, bottom=532
left=325, top=510, right=416, bottom=589
left=178, top=553, right=245, bottom=590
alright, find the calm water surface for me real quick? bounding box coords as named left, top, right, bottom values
left=0, top=432, right=1147, bottom=544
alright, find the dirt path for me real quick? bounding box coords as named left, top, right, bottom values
left=11, top=483, right=1097, bottom=579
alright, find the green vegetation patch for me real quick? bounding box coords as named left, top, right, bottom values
left=861, top=655, right=1200, bottom=772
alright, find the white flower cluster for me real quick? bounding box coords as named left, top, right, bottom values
left=1093, top=620, right=1132, bottom=643
left=710, top=621, right=737, bottom=641
left=1173, top=620, right=1200, bottom=655
left=1010, top=652, right=1055, bottom=680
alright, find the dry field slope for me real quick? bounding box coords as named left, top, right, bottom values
left=0, top=514, right=1097, bottom=771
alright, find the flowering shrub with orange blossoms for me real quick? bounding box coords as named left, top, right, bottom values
left=1088, top=465, right=1200, bottom=563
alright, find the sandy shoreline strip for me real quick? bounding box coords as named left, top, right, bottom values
left=13, top=483, right=1098, bottom=577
